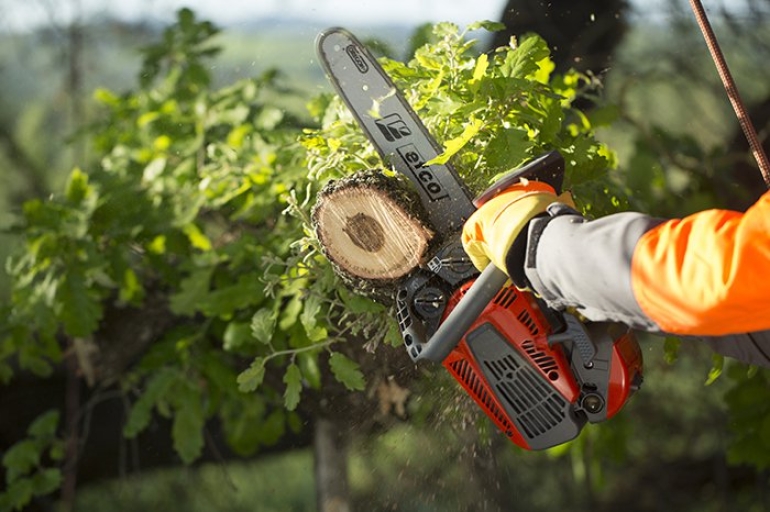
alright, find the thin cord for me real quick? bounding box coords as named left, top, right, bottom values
left=689, top=0, right=770, bottom=189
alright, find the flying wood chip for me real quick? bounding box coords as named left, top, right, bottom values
left=312, top=170, right=434, bottom=294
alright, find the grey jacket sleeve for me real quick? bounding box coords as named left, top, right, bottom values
left=520, top=204, right=770, bottom=369
left=522, top=204, right=665, bottom=331
left=700, top=331, right=770, bottom=368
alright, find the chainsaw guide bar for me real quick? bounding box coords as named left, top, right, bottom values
left=316, top=27, right=475, bottom=235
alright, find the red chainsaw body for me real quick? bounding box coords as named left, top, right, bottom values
left=604, top=330, right=643, bottom=419
left=440, top=278, right=642, bottom=450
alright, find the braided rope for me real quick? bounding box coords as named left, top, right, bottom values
left=689, top=0, right=770, bottom=189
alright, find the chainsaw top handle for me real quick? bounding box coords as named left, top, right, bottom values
left=473, top=150, right=565, bottom=207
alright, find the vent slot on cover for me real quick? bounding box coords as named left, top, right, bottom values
left=467, top=324, right=568, bottom=442
left=521, top=340, right=560, bottom=381
left=448, top=358, right=515, bottom=437
left=517, top=309, right=539, bottom=336
left=493, top=285, right=518, bottom=309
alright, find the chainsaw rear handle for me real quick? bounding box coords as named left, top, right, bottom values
left=403, top=151, right=566, bottom=363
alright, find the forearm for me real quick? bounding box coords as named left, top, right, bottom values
left=522, top=190, right=770, bottom=336
left=522, top=205, right=665, bottom=331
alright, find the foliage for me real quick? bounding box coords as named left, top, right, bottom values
left=0, top=411, right=63, bottom=512
left=70, top=452, right=316, bottom=512
left=724, top=366, right=770, bottom=469
left=2, top=7, right=770, bottom=509
left=302, top=21, right=620, bottom=208
left=0, top=9, right=376, bottom=507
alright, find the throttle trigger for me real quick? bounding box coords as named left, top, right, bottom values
left=548, top=313, right=598, bottom=367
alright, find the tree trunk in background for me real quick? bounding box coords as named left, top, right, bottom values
left=314, top=418, right=351, bottom=512
left=491, top=0, right=630, bottom=76
left=60, top=345, right=82, bottom=512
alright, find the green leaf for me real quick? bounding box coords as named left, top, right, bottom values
left=147, top=235, right=167, bottom=255
left=172, top=385, right=205, bottom=464
left=21, top=199, right=56, bottom=230
left=32, top=468, right=62, bottom=497
left=237, top=358, right=266, bottom=392
left=124, top=368, right=177, bottom=438
left=2, top=440, right=40, bottom=483
left=198, top=274, right=264, bottom=318
left=502, top=35, right=551, bottom=79
left=199, top=352, right=238, bottom=393
left=4, top=478, right=34, bottom=511
left=119, top=268, right=142, bottom=303
left=279, top=295, right=302, bottom=331
left=338, top=288, right=382, bottom=315
left=328, top=352, right=365, bottom=391
left=251, top=308, right=277, bottom=344
left=56, top=271, right=102, bottom=338
left=466, top=20, right=506, bottom=33
left=705, top=354, right=725, bottom=386
left=221, top=397, right=266, bottom=456
left=93, top=87, right=119, bottom=105
left=384, top=319, right=403, bottom=347
left=283, top=363, right=302, bottom=411
left=298, top=352, right=322, bottom=389
left=222, top=321, right=252, bottom=351
left=49, top=440, right=65, bottom=462
left=183, top=223, right=212, bottom=251
left=64, top=167, right=91, bottom=204
left=470, top=53, right=489, bottom=84
left=300, top=294, right=328, bottom=343
left=255, top=410, right=285, bottom=446
left=142, top=157, right=166, bottom=181
left=255, top=106, right=284, bottom=130
left=484, top=128, right=532, bottom=174
left=18, top=350, right=54, bottom=378
left=169, top=267, right=213, bottom=316
left=663, top=336, right=681, bottom=365
left=287, top=411, right=303, bottom=435
left=425, top=117, right=483, bottom=166
left=57, top=272, right=102, bottom=338
left=178, top=7, right=196, bottom=30
left=28, top=411, right=59, bottom=440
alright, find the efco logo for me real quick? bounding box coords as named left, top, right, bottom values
left=345, top=44, right=369, bottom=73
left=375, top=113, right=411, bottom=142
left=396, top=143, right=448, bottom=202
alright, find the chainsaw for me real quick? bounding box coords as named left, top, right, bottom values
left=315, top=27, right=643, bottom=450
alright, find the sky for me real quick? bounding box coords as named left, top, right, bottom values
left=1, top=0, right=509, bottom=32
left=0, top=0, right=754, bottom=34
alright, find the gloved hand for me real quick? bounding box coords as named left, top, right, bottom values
left=462, top=180, right=573, bottom=276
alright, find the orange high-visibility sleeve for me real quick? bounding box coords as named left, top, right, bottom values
left=631, top=189, right=770, bottom=336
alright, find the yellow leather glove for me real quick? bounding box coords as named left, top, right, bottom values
left=462, top=180, right=573, bottom=274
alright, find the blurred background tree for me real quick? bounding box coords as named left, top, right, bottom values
left=1, top=1, right=769, bottom=511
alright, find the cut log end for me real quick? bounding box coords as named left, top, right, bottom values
left=312, top=170, right=434, bottom=298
